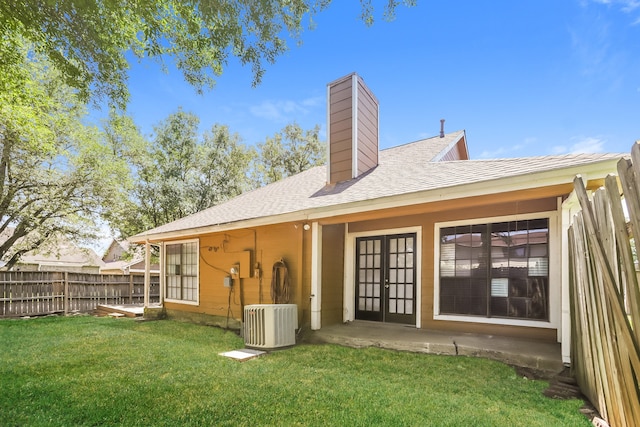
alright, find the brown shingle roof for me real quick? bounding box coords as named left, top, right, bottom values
left=131, top=131, right=623, bottom=240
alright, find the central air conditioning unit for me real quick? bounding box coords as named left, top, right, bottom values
left=244, top=304, right=297, bottom=349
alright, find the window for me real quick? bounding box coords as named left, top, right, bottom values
left=165, top=240, right=198, bottom=304
left=439, top=219, right=549, bottom=321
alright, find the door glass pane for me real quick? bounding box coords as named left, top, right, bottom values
left=373, top=298, right=380, bottom=311
left=406, top=269, right=413, bottom=283
left=405, top=300, right=413, bottom=315
left=397, top=253, right=405, bottom=268
left=406, top=285, right=413, bottom=299
left=406, top=253, right=414, bottom=268
left=389, top=239, right=397, bottom=253
left=389, top=299, right=396, bottom=313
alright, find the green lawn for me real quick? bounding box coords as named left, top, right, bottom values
left=0, top=316, right=589, bottom=426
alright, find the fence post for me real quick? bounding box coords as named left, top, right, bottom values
left=64, top=271, right=69, bottom=315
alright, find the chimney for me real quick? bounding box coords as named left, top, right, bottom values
left=439, top=119, right=445, bottom=138
left=327, top=73, right=379, bottom=184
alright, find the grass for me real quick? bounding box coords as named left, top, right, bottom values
left=0, top=316, right=589, bottom=427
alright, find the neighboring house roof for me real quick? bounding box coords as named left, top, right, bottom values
left=100, top=239, right=159, bottom=274
left=131, top=130, right=623, bottom=242
left=15, top=241, right=105, bottom=269
left=0, top=227, right=104, bottom=269
left=102, top=239, right=131, bottom=261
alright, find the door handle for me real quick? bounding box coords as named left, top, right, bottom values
left=385, top=279, right=389, bottom=289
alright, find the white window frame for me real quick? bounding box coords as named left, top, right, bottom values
left=434, top=211, right=560, bottom=329
left=163, top=238, right=199, bottom=306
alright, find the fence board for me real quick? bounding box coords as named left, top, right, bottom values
left=569, top=142, right=640, bottom=426
left=0, top=272, right=159, bottom=318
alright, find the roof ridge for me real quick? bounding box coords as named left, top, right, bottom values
left=380, top=130, right=465, bottom=152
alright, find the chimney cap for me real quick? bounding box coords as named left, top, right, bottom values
left=439, top=119, right=445, bottom=138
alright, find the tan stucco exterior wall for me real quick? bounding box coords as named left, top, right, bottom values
left=320, top=224, right=345, bottom=325
left=330, top=193, right=561, bottom=342
left=163, top=222, right=312, bottom=328
left=160, top=183, right=607, bottom=342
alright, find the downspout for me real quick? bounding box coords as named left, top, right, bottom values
left=310, top=222, right=322, bottom=330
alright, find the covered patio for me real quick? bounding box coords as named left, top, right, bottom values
left=305, top=321, right=564, bottom=375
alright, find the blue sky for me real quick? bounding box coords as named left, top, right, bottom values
left=118, top=0, right=639, bottom=159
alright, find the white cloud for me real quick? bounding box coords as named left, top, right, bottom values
left=588, top=0, right=640, bottom=10
left=477, top=137, right=537, bottom=159
left=250, top=96, right=323, bottom=122
left=585, top=0, right=640, bottom=21
left=552, top=137, right=606, bottom=154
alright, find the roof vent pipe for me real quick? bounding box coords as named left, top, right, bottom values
left=439, top=119, right=445, bottom=138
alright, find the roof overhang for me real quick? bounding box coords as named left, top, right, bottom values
left=129, top=157, right=620, bottom=244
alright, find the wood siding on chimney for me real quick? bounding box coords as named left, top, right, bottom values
left=328, top=76, right=355, bottom=183
left=356, top=77, right=379, bottom=175
left=327, top=73, right=379, bottom=184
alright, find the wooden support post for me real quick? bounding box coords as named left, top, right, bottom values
left=144, top=240, right=151, bottom=308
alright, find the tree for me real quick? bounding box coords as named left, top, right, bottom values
left=109, top=111, right=255, bottom=237
left=192, top=125, right=255, bottom=212
left=252, top=122, right=325, bottom=187
left=137, top=109, right=201, bottom=229
left=0, top=41, right=131, bottom=269
left=99, top=111, right=152, bottom=239
left=0, top=1, right=415, bottom=107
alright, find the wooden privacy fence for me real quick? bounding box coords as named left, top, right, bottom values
left=568, top=142, right=640, bottom=426
left=0, top=271, right=160, bottom=318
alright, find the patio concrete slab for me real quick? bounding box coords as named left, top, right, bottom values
left=306, top=321, right=564, bottom=375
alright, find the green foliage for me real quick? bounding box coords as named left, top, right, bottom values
left=0, top=41, right=129, bottom=269
left=0, top=1, right=415, bottom=108
left=0, top=317, right=589, bottom=427
left=109, top=110, right=255, bottom=237
left=193, top=125, right=256, bottom=211
left=252, top=122, right=325, bottom=187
